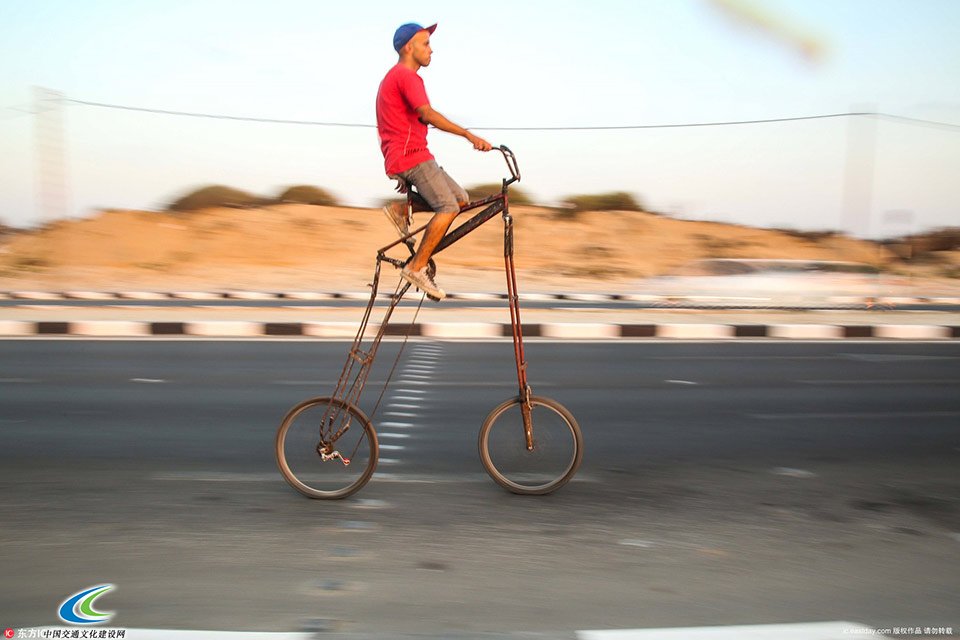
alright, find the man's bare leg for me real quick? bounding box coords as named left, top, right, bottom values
left=400, top=209, right=460, bottom=300
left=408, top=210, right=458, bottom=272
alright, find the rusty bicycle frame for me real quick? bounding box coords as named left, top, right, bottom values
left=316, top=145, right=536, bottom=464
left=276, top=144, right=582, bottom=498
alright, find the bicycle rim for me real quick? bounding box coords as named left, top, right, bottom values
left=479, top=395, right=582, bottom=495
left=276, top=396, right=378, bottom=499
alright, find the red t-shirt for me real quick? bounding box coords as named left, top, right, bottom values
left=376, top=64, right=435, bottom=175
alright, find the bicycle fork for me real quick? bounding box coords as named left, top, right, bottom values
left=503, top=212, right=535, bottom=452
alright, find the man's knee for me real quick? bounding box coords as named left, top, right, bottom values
left=430, top=210, right=459, bottom=223
left=433, top=192, right=462, bottom=215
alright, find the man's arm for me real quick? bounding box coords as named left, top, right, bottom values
left=416, top=104, right=492, bottom=151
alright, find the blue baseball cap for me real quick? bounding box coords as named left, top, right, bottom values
left=393, top=22, right=437, bottom=52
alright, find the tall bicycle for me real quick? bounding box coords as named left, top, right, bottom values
left=275, top=146, right=583, bottom=499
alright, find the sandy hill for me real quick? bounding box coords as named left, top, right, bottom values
left=0, top=204, right=934, bottom=292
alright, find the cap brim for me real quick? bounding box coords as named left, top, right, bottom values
left=424, top=23, right=437, bottom=34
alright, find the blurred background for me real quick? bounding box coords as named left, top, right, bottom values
left=1, top=0, right=958, bottom=294
left=3, top=3, right=960, bottom=636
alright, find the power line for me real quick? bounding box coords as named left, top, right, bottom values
left=0, top=105, right=34, bottom=121
left=874, top=113, right=960, bottom=132
left=482, top=112, right=870, bottom=130
left=64, top=98, right=375, bottom=128
left=62, top=97, right=960, bottom=132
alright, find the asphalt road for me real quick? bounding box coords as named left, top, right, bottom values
left=2, top=339, right=959, bottom=637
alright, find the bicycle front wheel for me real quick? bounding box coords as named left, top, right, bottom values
left=479, top=395, right=583, bottom=495
left=276, top=396, right=378, bottom=499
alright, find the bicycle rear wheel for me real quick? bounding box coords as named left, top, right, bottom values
left=276, top=396, right=378, bottom=499
left=478, top=395, right=583, bottom=495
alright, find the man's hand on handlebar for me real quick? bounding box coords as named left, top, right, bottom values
left=466, top=131, right=493, bottom=152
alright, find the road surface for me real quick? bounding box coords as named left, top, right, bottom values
left=2, top=340, right=958, bottom=637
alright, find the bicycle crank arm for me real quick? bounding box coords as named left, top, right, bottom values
left=320, top=450, right=352, bottom=466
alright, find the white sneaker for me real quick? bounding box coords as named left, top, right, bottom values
left=400, top=266, right=445, bottom=300
left=382, top=202, right=412, bottom=237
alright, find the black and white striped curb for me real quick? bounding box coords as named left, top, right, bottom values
left=2, top=320, right=958, bottom=339
left=3, top=290, right=960, bottom=307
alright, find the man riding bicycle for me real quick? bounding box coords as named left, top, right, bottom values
left=376, top=22, right=492, bottom=300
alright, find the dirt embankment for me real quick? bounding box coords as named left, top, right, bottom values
left=0, top=205, right=954, bottom=292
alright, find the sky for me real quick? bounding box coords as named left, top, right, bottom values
left=0, top=0, right=958, bottom=236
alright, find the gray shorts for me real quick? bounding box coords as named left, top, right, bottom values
left=393, top=159, right=468, bottom=215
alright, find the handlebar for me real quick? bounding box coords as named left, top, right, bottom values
left=496, top=145, right=521, bottom=186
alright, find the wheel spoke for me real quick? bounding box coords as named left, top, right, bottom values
left=276, top=397, right=378, bottom=499
left=479, top=396, right=582, bottom=495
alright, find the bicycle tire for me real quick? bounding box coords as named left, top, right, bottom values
left=276, top=396, right=378, bottom=499
left=478, top=395, right=583, bottom=495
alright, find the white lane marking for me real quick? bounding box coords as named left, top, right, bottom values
left=384, top=357, right=428, bottom=432
left=797, top=378, right=960, bottom=385
left=378, top=458, right=401, bottom=465
left=577, top=621, right=878, bottom=639
left=400, top=380, right=526, bottom=387
left=618, top=539, right=656, bottom=548
left=351, top=498, right=390, bottom=509
left=378, top=444, right=405, bottom=451
left=618, top=537, right=717, bottom=551
left=749, top=410, right=960, bottom=420
left=665, top=379, right=698, bottom=385
left=272, top=380, right=329, bottom=385
left=841, top=353, right=958, bottom=362
left=130, top=378, right=167, bottom=383
left=771, top=467, right=818, bottom=478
